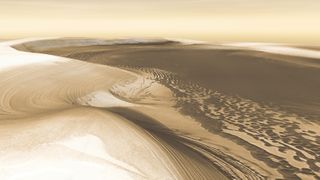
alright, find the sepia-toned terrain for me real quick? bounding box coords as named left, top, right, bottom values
left=0, top=38, right=319, bottom=179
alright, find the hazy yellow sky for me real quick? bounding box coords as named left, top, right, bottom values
left=1, top=0, right=320, bottom=43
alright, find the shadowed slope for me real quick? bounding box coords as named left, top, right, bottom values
left=0, top=39, right=230, bottom=179
left=17, top=38, right=320, bottom=179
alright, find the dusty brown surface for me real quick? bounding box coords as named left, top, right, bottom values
left=20, top=42, right=320, bottom=120
left=14, top=39, right=320, bottom=179
left=1, top=40, right=229, bottom=180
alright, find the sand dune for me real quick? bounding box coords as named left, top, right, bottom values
left=15, top=38, right=320, bottom=179
left=0, top=39, right=230, bottom=179
left=1, top=38, right=320, bottom=179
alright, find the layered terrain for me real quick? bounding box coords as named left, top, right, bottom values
left=0, top=38, right=319, bottom=179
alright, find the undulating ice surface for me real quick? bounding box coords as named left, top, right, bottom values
left=0, top=38, right=228, bottom=180
left=225, top=42, right=320, bottom=59
left=1, top=38, right=320, bottom=180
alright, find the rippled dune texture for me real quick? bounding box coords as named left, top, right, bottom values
left=1, top=39, right=230, bottom=180
left=1, top=38, right=320, bottom=179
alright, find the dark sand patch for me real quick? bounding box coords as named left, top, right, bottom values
left=20, top=44, right=320, bottom=120
left=14, top=40, right=320, bottom=179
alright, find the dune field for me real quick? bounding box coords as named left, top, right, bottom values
left=0, top=38, right=319, bottom=179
